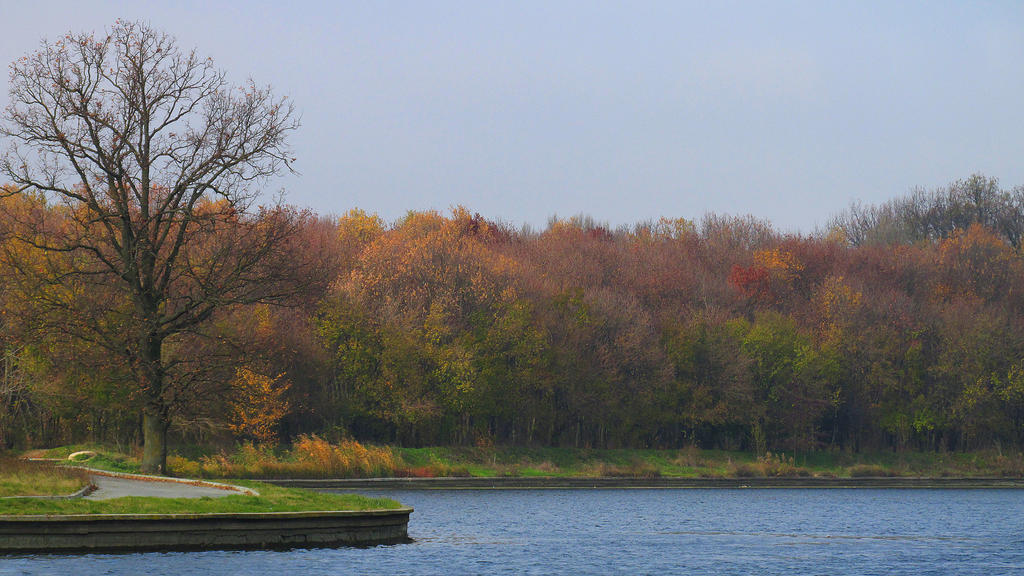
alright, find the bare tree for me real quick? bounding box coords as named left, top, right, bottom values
left=828, top=175, right=1024, bottom=248
left=1, top=21, right=302, bottom=473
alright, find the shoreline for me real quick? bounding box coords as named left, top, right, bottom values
left=261, top=476, right=1024, bottom=490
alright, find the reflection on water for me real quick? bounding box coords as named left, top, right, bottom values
left=3, top=488, right=1023, bottom=575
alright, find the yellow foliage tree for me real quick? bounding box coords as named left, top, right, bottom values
left=812, top=275, right=863, bottom=342
left=753, top=248, right=805, bottom=279
left=228, top=368, right=291, bottom=444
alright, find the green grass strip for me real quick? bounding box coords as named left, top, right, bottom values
left=0, top=481, right=401, bottom=516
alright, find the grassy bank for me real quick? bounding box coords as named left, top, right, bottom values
left=393, top=445, right=1024, bottom=479
left=76, top=442, right=1024, bottom=480
left=24, top=441, right=1024, bottom=481
left=0, top=457, right=92, bottom=498
left=0, top=479, right=401, bottom=516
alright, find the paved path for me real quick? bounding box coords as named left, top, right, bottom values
left=85, top=475, right=241, bottom=500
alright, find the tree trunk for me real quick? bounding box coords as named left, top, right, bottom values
left=139, top=330, right=168, bottom=474
left=141, top=407, right=169, bottom=474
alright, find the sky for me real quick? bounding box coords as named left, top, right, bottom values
left=3, top=1, right=1024, bottom=233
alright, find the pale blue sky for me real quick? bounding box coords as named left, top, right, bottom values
left=3, top=1, right=1024, bottom=232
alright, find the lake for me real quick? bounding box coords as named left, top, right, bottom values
left=3, top=488, right=1022, bottom=574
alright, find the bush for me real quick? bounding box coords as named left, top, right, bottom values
left=581, top=460, right=661, bottom=478
left=848, top=464, right=898, bottom=477
left=728, top=453, right=811, bottom=478
left=167, top=456, right=201, bottom=478
left=732, top=462, right=764, bottom=477
left=671, top=446, right=706, bottom=468
left=291, top=435, right=397, bottom=478
left=392, top=464, right=471, bottom=478
left=760, top=452, right=806, bottom=477
left=166, top=437, right=398, bottom=479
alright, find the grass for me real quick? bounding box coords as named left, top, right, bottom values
left=0, top=457, right=92, bottom=498
left=0, top=480, right=401, bottom=516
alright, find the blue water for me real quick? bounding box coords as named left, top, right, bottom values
left=3, top=489, right=1023, bottom=575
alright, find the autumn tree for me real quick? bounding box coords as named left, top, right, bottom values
left=228, top=367, right=291, bottom=444
left=1, top=21, right=303, bottom=472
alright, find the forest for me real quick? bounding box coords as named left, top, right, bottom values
left=2, top=174, right=1023, bottom=456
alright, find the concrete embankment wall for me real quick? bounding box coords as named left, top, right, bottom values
left=263, top=476, right=1024, bottom=490
left=0, top=509, right=412, bottom=553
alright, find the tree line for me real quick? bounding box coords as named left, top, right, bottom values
left=4, top=177, right=1024, bottom=455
